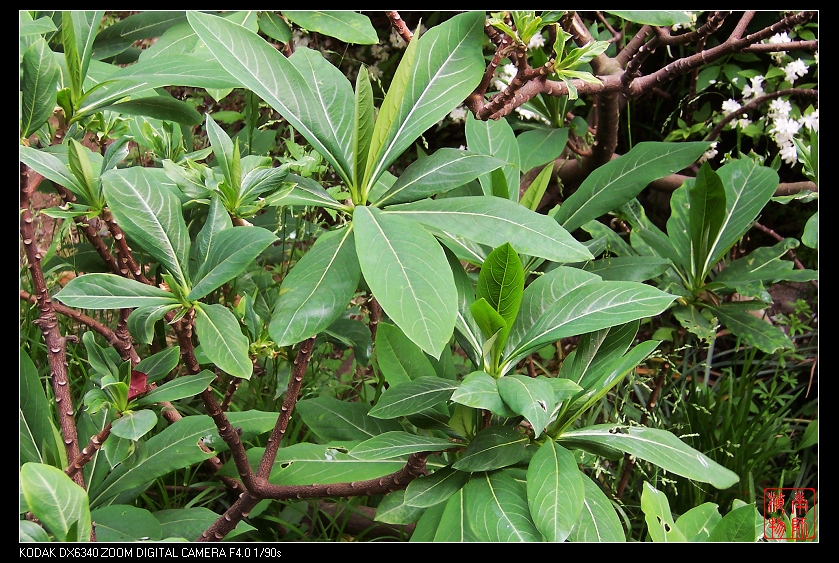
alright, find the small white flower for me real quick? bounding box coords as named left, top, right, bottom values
left=767, top=99, right=792, bottom=119
left=449, top=106, right=468, bottom=123
left=700, top=141, right=718, bottom=163
left=768, top=32, right=792, bottom=46
left=528, top=33, right=545, bottom=49
left=736, top=117, right=752, bottom=129
left=779, top=143, right=798, bottom=165
left=814, top=51, right=818, bottom=65
left=742, top=75, right=765, bottom=100
left=370, top=44, right=389, bottom=61
left=389, top=29, right=406, bottom=49
left=783, top=59, right=808, bottom=83
left=799, top=109, right=819, bottom=132
left=515, top=107, right=550, bottom=124
left=721, top=99, right=741, bottom=116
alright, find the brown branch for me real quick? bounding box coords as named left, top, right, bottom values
left=65, top=423, right=111, bottom=479
left=743, top=40, right=818, bottom=54
left=386, top=11, right=413, bottom=44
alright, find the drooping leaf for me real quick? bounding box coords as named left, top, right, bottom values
left=405, top=467, right=470, bottom=509
left=108, top=95, right=203, bottom=126
left=262, top=444, right=404, bottom=486
left=464, top=471, right=542, bottom=542
left=20, top=462, right=91, bottom=542
left=581, top=256, right=672, bottom=282
left=706, top=304, right=793, bottom=354
left=559, top=425, right=740, bottom=489
left=258, top=11, right=291, bottom=43
left=368, top=376, right=458, bottom=419
left=20, top=145, right=87, bottom=198
left=568, top=473, right=626, bottom=542
left=348, top=431, right=454, bottom=460
left=466, top=112, right=520, bottom=200
left=54, top=273, right=180, bottom=309
left=270, top=173, right=347, bottom=210
left=527, top=441, right=584, bottom=542
left=375, top=322, right=438, bottom=387
left=452, top=426, right=528, bottom=472
left=269, top=228, right=360, bottom=347
left=20, top=349, right=61, bottom=467
left=384, top=196, right=593, bottom=263
left=354, top=206, right=457, bottom=358
left=92, top=11, right=186, bottom=60
left=282, top=11, right=378, bottom=44
left=517, top=128, right=569, bottom=174
left=374, top=489, right=426, bottom=525
left=194, top=303, right=252, bottom=379
left=101, top=166, right=191, bottom=288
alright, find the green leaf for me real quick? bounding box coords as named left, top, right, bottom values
left=518, top=128, right=569, bottom=174
left=410, top=502, right=447, bottom=542
left=376, top=149, right=506, bottom=207
left=187, top=12, right=354, bottom=186
left=384, top=196, right=593, bottom=263
left=323, top=317, right=373, bottom=366
left=450, top=371, right=516, bottom=417
left=108, top=95, right=203, bottom=126
left=89, top=411, right=278, bottom=507
left=555, top=142, right=711, bottom=233
left=802, top=211, right=818, bottom=249
left=519, top=163, right=553, bottom=212
left=21, top=38, right=60, bottom=138
left=364, top=12, right=485, bottom=193
left=89, top=505, right=162, bottom=542
left=452, top=426, right=528, bottom=472
left=706, top=304, right=793, bottom=354
left=688, top=162, right=727, bottom=280
left=54, top=273, right=180, bottom=309
left=477, top=243, right=525, bottom=328
left=111, top=410, right=158, bottom=441
left=465, top=112, right=520, bottom=200
left=264, top=444, right=404, bottom=486
left=375, top=322, right=438, bottom=387
left=559, top=425, right=740, bottom=489
left=20, top=462, right=92, bottom=542
left=127, top=303, right=181, bottom=345
left=270, top=227, right=360, bottom=346
left=675, top=502, right=723, bottom=542
left=374, top=490, right=425, bottom=525
left=194, top=303, right=252, bottom=379
left=405, top=467, right=470, bottom=508
left=134, top=370, right=216, bottom=406
left=464, top=471, right=542, bottom=541
left=714, top=238, right=804, bottom=284
left=92, top=11, right=186, bottom=60
left=353, top=206, right=457, bottom=358
left=135, top=346, right=181, bottom=384
left=19, top=520, right=51, bottom=542
left=352, top=65, right=375, bottom=196
left=283, top=11, right=377, bottom=44
left=527, top=441, right=584, bottom=542
left=349, top=431, right=454, bottom=460
left=270, top=174, right=347, bottom=210
left=708, top=503, right=758, bottom=542
left=641, top=482, right=687, bottom=542
left=188, top=226, right=277, bottom=300
left=434, top=487, right=479, bottom=541
left=20, top=349, right=61, bottom=467
left=19, top=145, right=87, bottom=198
left=295, top=396, right=402, bottom=442
left=102, top=166, right=191, bottom=288
left=497, top=375, right=555, bottom=437
left=569, top=473, right=626, bottom=541
left=368, top=376, right=458, bottom=419
left=605, top=11, right=695, bottom=26
left=62, top=11, right=103, bottom=103
left=504, top=281, right=676, bottom=372
left=581, top=256, right=672, bottom=282
left=469, top=298, right=507, bottom=343
left=257, top=11, right=291, bottom=43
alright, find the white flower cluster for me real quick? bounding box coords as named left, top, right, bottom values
left=766, top=101, right=818, bottom=165
left=767, top=32, right=792, bottom=64
left=493, top=63, right=518, bottom=92
left=448, top=105, right=468, bottom=124
left=528, top=33, right=545, bottom=50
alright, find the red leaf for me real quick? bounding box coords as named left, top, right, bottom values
left=128, top=370, right=149, bottom=400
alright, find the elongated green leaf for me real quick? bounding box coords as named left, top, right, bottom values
left=477, top=243, right=525, bottom=328
left=204, top=113, right=239, bottom=195
left=54, top=273, right=179, bottom=309
left=90, top=505, right=162, bottom=542
left=569, top=473, right=626, bottom=542
left=283, top=11, right=377, bottom=44
left=519, top=163, right=553, bottom=212
left=62, top=11, right=102, bottom=103
left=566, top=321, right=639, bottom=387
left=20, top=350, right=60, bottom=467
left=19, top=520, right=50, bottom=542
left=605, top=11, right=694, bottom=25
left=102, top=167, right=191, bottom=287
left=506, top=266, right=601, bottom=357
left=364, top=12, right=485, bottom=192
left=708, top=503, right=758, bottom=542
left=353, top=65, right=375, bottom=194
left=505, top=281, right=675, bottom=372
left=20, top=13, right=58, bottom=37
left=258, top=11, right=291, bottom=43
left=376, top=149, right=506, bottom=207
left=714, top=238, right=807, bottom=284
left=466, top=112, right=520, bottom=200
left=20, top=462, right=92, bottom=542
left=497, top=375, right=555, bottom=437
left=89, top=411, right=278, bottom=507
left=405, top=467, right=470, bottom=509
left=450, top=371, right=516, bottom=417
left=375, top=321, right=437, bottom=387
left=111, top=410, right=158, bottom=441
left=410, top=502, right=447, bottom=542
left=445, top=249, right=483, bottom=367
left=688, top=162, right=727, bottom=280
left=641, top=482, right=687, bottom=542
left=555, top=142, right=710, bottom=233
left=452, top=426, right=528, bottom=472
left=675, top=502, right=723, bottom=542
left=188, top=226, right=277, bottom=300
left=384, top=196, right=593, bottom=263
left=706, top=304, right=792, bottom=354
left=559, top=425, right=740, bottom=489
left=374, top=490, right=425, bottom=525
left=464, top=471, right=542, bottom=541
left=127, top=303, right=181, bottom=344
left=470, top=298, right=507, bottom=342
left=135, top=346, right=181, bottom=384
left=518, top=128, right=569, bottom=174
left=134, top=370, right=216, bottom=406
left=261, top=443, right=404, bottom=486
left=19, top=145, right=86, bottom=198
left=108, top=95, right=203, bottom=125
left=802, top=211, right=818, bottom=249
left=354, top=206, right=457, bottom=358
left=434, top=487, right=479, bottom=541
left=368, top=376, right=458, bottom=419
left=527, top=441, right=584, bottom=542
left=194, top=303, right=252, bottom=379
left=295, top=396, right=402, bottom=442
left=708, top=159, right=780, bottom=268
left=269, top=173, right=347, bottom=210
left=270, top=227, right=359, bottom=346
left=92, top=11, right=186, bottom=60
left=187, top=12, right=354, bottom=186
left=21, top=38, right=60, bottom=138
left=349, top=431, right=454, bottom=460
left=581, top=256, right=673, bottom=282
